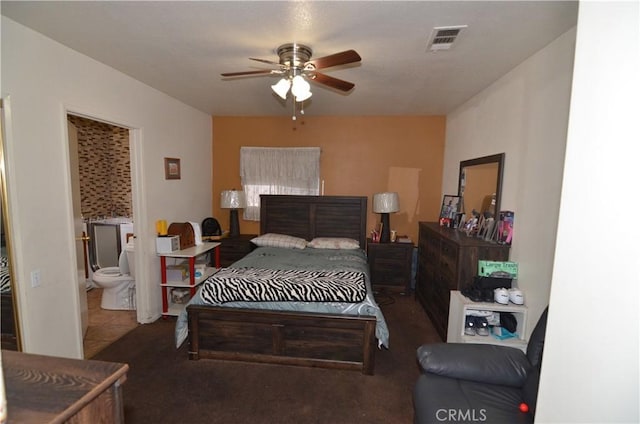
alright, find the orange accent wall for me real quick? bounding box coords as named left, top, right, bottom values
left=211, top=116, right=446, bottom=243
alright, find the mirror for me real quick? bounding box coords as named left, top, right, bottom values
left=1, top=99, right=21, bottom=351
left=458, top=153, right=505, bottom=219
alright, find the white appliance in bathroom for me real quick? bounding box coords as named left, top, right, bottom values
left=92, top=238, right=136, bottom=310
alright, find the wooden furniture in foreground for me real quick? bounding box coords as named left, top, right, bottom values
left=2, top=350, right=128, bottom=423
left=1, top=293, right=18, bottom=351
left=187, top=195, right=378, bottom=374
left=366, top=239, right=414, bottom=294
left=416, top=222, right=510, bottom=340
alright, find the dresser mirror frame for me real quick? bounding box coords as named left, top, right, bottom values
left=458, top=153, right=505, bottom=219
left=1, top=98, right=22, bottom=351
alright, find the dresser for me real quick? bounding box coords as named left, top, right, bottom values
left=2, top=350, right=129, bottom=423
left=416, top=222, right=510, bottom=340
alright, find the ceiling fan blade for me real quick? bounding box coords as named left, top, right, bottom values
left=306, top=50, right=361, bottom=70
left=249, top=57, right=282, bottom=66
left=220, top=69, right=274, bottom=77
left=308, top=71, right=355, bottom=92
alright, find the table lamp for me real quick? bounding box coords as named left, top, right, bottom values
left=220, top=189, right=246, bottom=237
left=373, top=192, right=400, bottom=243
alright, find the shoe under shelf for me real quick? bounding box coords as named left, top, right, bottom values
left=448, top=290, right=528, bottom=352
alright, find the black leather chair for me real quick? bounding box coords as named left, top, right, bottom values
left=413, top=308, right=548, bottom=424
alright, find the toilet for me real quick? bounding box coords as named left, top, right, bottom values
left=92, top=238, right=136, bottom=310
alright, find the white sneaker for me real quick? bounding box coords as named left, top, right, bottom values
left=509, top=288, right=524, bottom=305
left=494, top=288, right=509, bottom=304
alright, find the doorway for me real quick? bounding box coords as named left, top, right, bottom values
left=67, top=114, right=139, bottom=357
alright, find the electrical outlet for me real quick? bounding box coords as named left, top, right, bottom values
left=30, top=269, right=41, bottom=287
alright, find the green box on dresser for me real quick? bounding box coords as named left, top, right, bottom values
left=416, top=222, right=510, bottom=340
left=218, top=234, right=257, bottom=267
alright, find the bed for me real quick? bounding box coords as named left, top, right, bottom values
left=175, top=195, right=388, bottom=374
left=1, top=255, right=18, bottom=350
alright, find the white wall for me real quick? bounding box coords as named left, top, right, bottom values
left=536, top=2, right=639, bottom=422
left=443, top=28, right=576, bottom=334
left=1, top=17, right=213, bottom=358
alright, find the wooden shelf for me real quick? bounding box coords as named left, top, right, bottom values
left=160, top=267, right=219, bottom=287
left=447, top=290, right=528, bottom=352
left=159, top=242, right=220, bottom=317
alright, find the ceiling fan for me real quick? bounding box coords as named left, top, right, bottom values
left=221, top=43, right=361, bottom=118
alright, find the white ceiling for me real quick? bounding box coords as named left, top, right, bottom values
left=1, top=1, right=578, bottom=117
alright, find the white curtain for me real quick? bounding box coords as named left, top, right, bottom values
left=240, top=147, right=321, bottom=221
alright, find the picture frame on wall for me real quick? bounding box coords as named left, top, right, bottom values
left=164, top=157, right=181, bottom=180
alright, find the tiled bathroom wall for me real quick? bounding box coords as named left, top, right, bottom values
left=68, top=115, right=132, bottom=218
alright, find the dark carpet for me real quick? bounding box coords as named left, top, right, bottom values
left=92, top=292, right=441, bottom=424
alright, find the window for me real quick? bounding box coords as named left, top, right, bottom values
left=240, top=147, right=321, bottom=221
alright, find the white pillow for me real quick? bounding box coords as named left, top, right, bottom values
left=251, top=233, right=307, bottom=249
left=307, top=237, right=360, bottom=250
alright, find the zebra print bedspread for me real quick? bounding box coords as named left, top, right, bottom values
left=200, top=267, right=366, bottom=304
left=1, top=256, right=10, bottom=294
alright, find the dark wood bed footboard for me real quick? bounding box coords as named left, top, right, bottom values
left=187, top=305, right=377, bottom=375
left=1, top=293, right=18, bottom=350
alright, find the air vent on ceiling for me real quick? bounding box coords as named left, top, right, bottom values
left=427, top=25, right=467, bottom=51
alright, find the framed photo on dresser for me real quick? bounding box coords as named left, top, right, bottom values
left=439, top=195, right=461, bottom=221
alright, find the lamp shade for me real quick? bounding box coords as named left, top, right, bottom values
left=271, top=78, right=291, bottom=100
left=220, top=190, right=246, bottom=209
left=291, top=75, right=312, bottom=102
left=294, top=89, right=312, bottom=102
left=372, top=192, right=400, bottom=213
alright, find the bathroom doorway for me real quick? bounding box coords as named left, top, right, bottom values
left=67, top=114, right=139, bottom=357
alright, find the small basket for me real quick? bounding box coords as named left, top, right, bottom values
left=170, top=288, right=190, bottom=304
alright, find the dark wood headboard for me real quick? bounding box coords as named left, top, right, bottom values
left=259, top=195, right=368, bottom=248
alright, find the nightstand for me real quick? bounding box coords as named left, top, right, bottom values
left=366, top=239, right=414, bottom=294
left=218, top=234, right=257, bottom=267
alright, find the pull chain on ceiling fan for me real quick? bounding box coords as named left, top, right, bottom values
left=221, top=43, right=361, bottom=120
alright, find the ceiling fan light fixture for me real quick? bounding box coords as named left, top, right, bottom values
left=291, top=75, right=312, bottom=101
left=223, top=43, right=360, bottom=118
left=294, top=90, right=312, bottom=102
left=271, top=78, right=291, bottom=99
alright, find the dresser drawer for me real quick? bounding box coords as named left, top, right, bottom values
left=425, top=243, right=439, bottom=267
left=439, top=255, right=458, bottom=285
left=430, top=281, right=450, bottom=318
left=440, top=238, right=458, bottom=261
